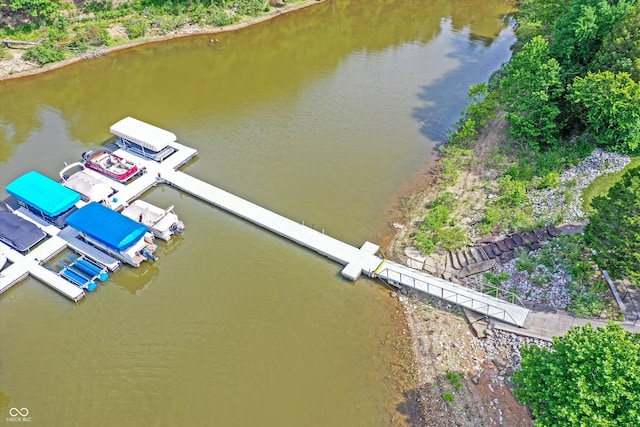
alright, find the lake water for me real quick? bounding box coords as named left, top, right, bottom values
left=0, top=0, right=516, bottom=425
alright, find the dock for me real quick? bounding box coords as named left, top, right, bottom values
left=1, top=239, right=84, bottom=302
left=1, top=133, right=530, bottom=327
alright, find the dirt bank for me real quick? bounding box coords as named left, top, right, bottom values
left=384, top=117, right=535, bottom=426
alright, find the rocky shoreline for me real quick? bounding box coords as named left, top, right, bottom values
left=388, top=124, right=631, bottom=424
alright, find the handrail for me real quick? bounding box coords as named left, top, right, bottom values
left=376, top=267, right=523, bottom=326
left=473, top=280, right=527, bottom=307
left=603, top=270, right=639, bottom=325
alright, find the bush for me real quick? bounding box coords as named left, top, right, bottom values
left=154, top=15, right=186, bottom=34
left=72, top=23, right=111, bottom=47
left=84, top=0, right=113, bottom=13
left=537, top=171, right=560, bottom=189
left=207, top=10, right=238, bottom=27
left=512, top=322, right=640, bottom=427
left=438, top=226, right=469, bottom=252
left=568, top=71, right=640, bottom=154
left=123, top=17, right=148, bottom=39
left=498, top=175, right=528, bottom=207
left=22, top=43, right=65, bottom=65
left=235, top=0, right=269, bottom=15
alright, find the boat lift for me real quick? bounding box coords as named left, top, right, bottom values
left=54, top=254, right=110, bottom=292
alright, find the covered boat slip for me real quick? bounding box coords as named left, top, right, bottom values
left=6, top=171, right=81, bottom=227
left=60, top=163, right=117, bottom=202
left=66, top=202, right=148, bottom=252
left=111, top=117, right=177, bottom=162
left=0, top=210, right=47, bottom=252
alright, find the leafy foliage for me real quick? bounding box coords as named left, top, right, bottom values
left=71, top=23, right=112, bottom=49
left=499, top=36, right=563, bottom=150
left=7, top=0, right=61, bottom=23
left=569, top=71, right=640, bottom=153
left=448, top=83, right=498, bottom=146
left=414, top=192, right=469, bottom=254
left=512, top=322, right=640, bottom=427
left=22, top=42, right=65, bottom=65
left=591, top=2, right=640, bottom=81
left=550, top=0, right=634, bottom=81
left=584, top=166, right=640, bottom=281
left=123, top=17, right=149, bottom=39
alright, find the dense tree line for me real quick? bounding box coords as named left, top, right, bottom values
left=502, top=0, right=640, bottom=154
left=496, top=2, right=640, bottom=425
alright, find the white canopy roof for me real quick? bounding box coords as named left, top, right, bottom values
left=110, top=117, right=177, bottom=152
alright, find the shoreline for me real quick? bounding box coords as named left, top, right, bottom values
left=0, top=0, right=323, bottom=82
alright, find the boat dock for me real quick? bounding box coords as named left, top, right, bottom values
left=1, top=128, right=530, bottom=327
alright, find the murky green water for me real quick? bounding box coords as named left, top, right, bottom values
left=0, top=0, right=516, bottom=425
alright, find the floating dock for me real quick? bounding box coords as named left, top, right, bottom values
left=0, top=131, right=530, bottom=326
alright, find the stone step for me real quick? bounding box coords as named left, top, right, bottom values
left=504, top=237, right=516, bottom=250
left=496, top=239, right=509, bottom=253
left=472, top=246, right=489, bottom=262
left=457, top=259, right=496, bottom=278
left=489, top=242, right=502, bottom=256
left=512, top=234, right=524, bottom=247
left=449, top=251, right=462, bottom=270
left=483, top=244, right=497, bottom=259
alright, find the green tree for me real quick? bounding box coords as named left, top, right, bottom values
left=499, top=36, right=563, bottom=151
left=550, top=0, right=635, bottom=80
left=584, top=167, right=640, bottom=281
left=514, top=0, right=566, bottom=46
left=591, top=2, right=640, bottom=82
left=568, top=71, right=640, bottom=153
left=512, top=322, right=640, bottom=427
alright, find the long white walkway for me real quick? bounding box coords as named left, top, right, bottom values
left=1, top=139, right=530, bottom=326
left=113, top=145, right=530, bottom=327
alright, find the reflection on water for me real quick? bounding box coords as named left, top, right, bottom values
left=0, top=0, right=516, bottom=425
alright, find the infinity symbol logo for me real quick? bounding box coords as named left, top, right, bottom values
left=9, top=407, right=29, bottom=417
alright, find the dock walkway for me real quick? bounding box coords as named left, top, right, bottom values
left=2, top=139, right=530, bottom=327
left=113, top=145, right=530, bottom=327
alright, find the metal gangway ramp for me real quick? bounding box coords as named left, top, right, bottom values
left=375, top=260, right=530, bottom=327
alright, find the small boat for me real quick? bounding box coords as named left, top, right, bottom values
left=0, top=209, right=47, bottom=252
left=60, top=162, right=115, bottom=203
left=121, top=200, right=185, bottom=241
left=82, top=150, right=140, bottom=183
left=66, top=202, right=158, bottom=267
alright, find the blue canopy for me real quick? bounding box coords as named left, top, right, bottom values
left=6, top=171, right=81, bottom=217
left=66, top=202, right=147, bottom=251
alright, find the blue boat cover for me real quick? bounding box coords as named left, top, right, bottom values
left=66, top=202, right=148, bottom=251
left=6, top=171, right=81, bottom=217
